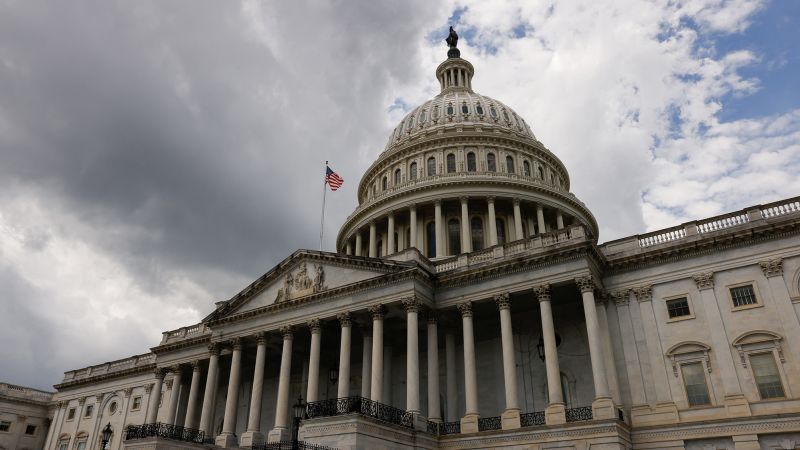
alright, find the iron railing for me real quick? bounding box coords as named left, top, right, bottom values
left=440, top=421, right=461, bottom=435
left=305, top=396, right=413, bottom=429
left=520, top=411, right=545, bottom=427
left=477, top=416, right=502, bottom=432
left=124, top=423, right=204, bottom=444
left=253, top=441, right=338, bottom=450
left=565, top=406, right=593, bottom=422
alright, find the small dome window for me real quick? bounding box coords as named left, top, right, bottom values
left=433, top=105, right=440, bottom=119
left=476, top=103, right=484, bottom=115
left=427, top=157, right=436, bottom=176
left=523, top=160, right=531, bottom=176
left=419, top=109, right=427, bottom=123
left=394, top=169, right=401, bottom=185
left=407, top=116, right=414, bottom=130
left=467, top=152, right=477, bottom=172
left=382, top=176, right=388, bottom=190
left=446, top=103, right=454, bottom=116
left=409, top=162, right=418, bottom=180
left=490, top=105, right=498, bottom=118
left=487, top=153, right=497, bottom=172
left=446, top=153, right=456, bottom=173
left=502, top=109, right=510, bottom=122
left=538, top=166, right=544, bottom=179
left=506, top=156, right=515, bottom=173
left=461, top=102, right=469, bottom=114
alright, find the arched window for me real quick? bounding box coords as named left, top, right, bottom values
left=446, top=153, right=456, bottom=173
left=448, top=219, right=461, bottom=255
left=538, top=166, right=544, bottom=179
left=419, top=109, right=427, bottom=123
left=467, top=152, right=477, bottom=172
left=506, top=156, right=515, bottom=173
left=410, top=162, right=418, bottom=180
left=471, top=217, right=484, bottom=251
left=426, top=222, right=436, bottom=258
left=427, top=157, right=436, bottom=176
left=394, top=169, right=401, bottom=185
left=486, top=153, right=497, bottom=172
left=523, top=160, right=531, bottom=176
left=382, top=176, right=388, bottom=191
left=496, top=218, right=506, bottom=245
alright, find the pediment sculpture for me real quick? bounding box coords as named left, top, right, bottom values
left=275, top=262, right=327, bottom=303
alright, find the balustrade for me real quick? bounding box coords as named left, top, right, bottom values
left=520, top=411, right=545, bottom=427
left=477, top=416, right=502, bottom=431
left=124, top=423, right=204, bottom=444
left=565, top=406, right=593, bottom=422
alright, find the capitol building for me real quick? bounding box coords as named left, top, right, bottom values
left=11, top=32, right=800, bottom=450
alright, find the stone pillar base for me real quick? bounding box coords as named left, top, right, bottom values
left=239, top=430, right=265, bottom=447
left=545, top=403, right=566, bottom=425
left=724, top=393, right=752, bottom=418
left=411, top=413, right=429, bottom=432
left=733, top=434, right=760, bottom=450
left=214, top=432, right=238, bottom=448
left=591, top=396, right=616, bottom=420
left=501, top=408, right=521, bottom=430
left=460, top=413, right=479, bottom=434
left=267, top=427, right=290, bottom=443
left=630, top=402, right=679, bottom=427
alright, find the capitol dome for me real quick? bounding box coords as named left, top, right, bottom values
left=337, top=39, right=598, bottom=259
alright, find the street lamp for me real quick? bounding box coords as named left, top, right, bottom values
left=291, top=396, right=306, bottom=450
left=100, top=423, right=113, bottom=450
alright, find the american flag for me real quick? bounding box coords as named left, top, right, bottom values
left=325, top=166, right=344, bottom=191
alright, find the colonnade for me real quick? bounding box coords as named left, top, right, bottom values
left=147, top=276, right=613, bottom=447
left=344, top=196, right=570, bottom=258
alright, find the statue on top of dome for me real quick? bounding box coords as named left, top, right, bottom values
left=445, top=26, right=461, bottom=58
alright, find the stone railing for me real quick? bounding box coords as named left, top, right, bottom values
left=160, top=323, right=210, bottom=345
left=0, top=383, right=53, bottom=403
left=434, top=225, right=587, bottom=273
left=62, top=353, right=155, bottom=383
left=605, top=196, right=800, bottom=252
left=125, top=423, right=204, bottom=444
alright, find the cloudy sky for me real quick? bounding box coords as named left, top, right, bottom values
left=1, top=0, right=798, bottom=390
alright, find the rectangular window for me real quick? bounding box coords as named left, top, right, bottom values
left=84, top=404, right=93, bottom=417
left=25, top=424, right=36, bottom=435
left=0, top=421, right=11, bottom=432
left=681, top=362, right=711, bottom=406
left=666, top=297, right=691, bottom=318
left=730, top=285, right=757, bottom=307
left=131, top=396, right=142, bottom=411
left=58, top=441, right=68, bottom=450
left=76, top=441, right=87, bottom=450
left=67, top=408, right=76, bottom=420
left=750, top=353, right=785, bottom=399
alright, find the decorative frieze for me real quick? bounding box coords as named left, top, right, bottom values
left=337, top=312, right=352, bottom=328
left=494, top=293, right=511, bottom=310
left=457, top=301, right=473, bottom=317
left=368, top=304, right=386, bottom=320
left=534, top=284, right=551, bottom=302
left=402, top=296, right=421, bottom=313
left=759, top=258, right=784, bottom=278
left=575, top=275, right=595, bottom=293
left=308, top=318, right=322, bottom=334
left=693, top=272, right=715, bottom=290
left=633, top=284, right=653, bottom=302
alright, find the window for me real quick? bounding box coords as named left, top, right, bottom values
left=446, top=153, right=456, bottom=173
left=446, top=103, right=454, bottom=116
left=490, top=105, right=498, bottom=118
left=377, top=240, right=383, bottom=257
left=486, top=153, right=496, bottom=172
left=409, top=162, right=417, bottom=180
left=407, top=116, right=414, bottom=130
left=666, top=297, right=691, bottom=319
left=382, top=176, right=387, bottom=191
left=461, top=102, right=469, bottom=114
left=471, top=218, right=484, bottom=251
left=730, top=284, right=758, bottom=308
left=448, top=219, right=461, bottom=255
left=523, top=160, right=531, bottom=176
left=426, top=222, right=436, bottom=258
left=750, top=353, right=785, bottom=399
left=76, top=441, right=87, bottom=450
left=394, top=169, right=401, bottom=185
left=131, top=396, right=142, bottom=411
left=58, top=441, right=68, bottom=450
left=476, top=103, right=484, bottom=115
left=467, top=152, right=476, bottom=172
left=506, top=156, right=515, bottom=173
left=25, top=425, right=36, bottom=435
left=681, top=362, right=711, bottom=406
left=85, top=404, right=93, bottom=417
left=496, top=218, right=506, bottom=245
left=0, top=421, right=10, bottom=432
left=109, top=401, right=118, bottom=414
left=427, top=157, right=436, bottom=176
left=419, top=109, right=427, bottom=124
left=433, top=105, right=440, bottom=119
left=538, top=166, right=544, bottom=179
left=502, top=109, right=510, bottom=121
left=67, top=408, right=76, bottom=420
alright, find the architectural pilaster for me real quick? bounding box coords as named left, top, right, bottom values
left=594, top=294, right=621, bottom=405
left=610, top=290, right=647, bottom=408
left=512, top=198, right=523, bottom=240
left=184, top=361, right=202, bottom=429
left=145, top=369, right=165, bottom=424
left=216, top=338, right=243, bottom=447
left=759, top=258, right=800, bottom=388
left=85, top=395, right=101, bottom=450
left=241, top=333, right=267, bottom=447
left=354, top=232, right=362, bottom=257
left=426, top=313, right=441, bottom=422
left=460, top=196, right=471, bottom=253
left=576, top=276, right=615, bottom=419
left=457, top=301, right=480, bottom=433
left=306, top=319, right=322, bottom=402
left=536, top=204, right=546, bottom=234
left=166, top=365, right=183, bottom=425
left=487, top=196, right=498, bottom=246
left=556, top=211, right=564, bottom=229
left=268, top=327, right=294, bottom=442
left=199, top=343, right=220, bottom=435
left=369, top=305, right=385, bottom=402
left=535, top=284, right=565, bottom=424
left=495, top=293, right=521, bottom=429
left=337, top=313, right=352, bottom=398
left=403, top=296, right=421, bottom=414
left=435, top=200, right=444, bottom=257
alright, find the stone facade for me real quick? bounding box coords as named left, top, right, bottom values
left=40, top=36, right=800, bottom=450
left=0, top=382, right=53, bottom=450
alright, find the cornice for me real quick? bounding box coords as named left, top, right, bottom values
left=151, top=335, right=211, bottom=355
left=53, top=363, right=155, bottom=390
left=438, top=420, right=627, bottom=447
left=631, top=413, right=800, bottom=442
left=0, top=393, right=52, bottom=407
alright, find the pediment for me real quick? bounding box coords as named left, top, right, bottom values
left=205, top=251, right=417, bottom=321
left=732, top=330, right=782, bottom=346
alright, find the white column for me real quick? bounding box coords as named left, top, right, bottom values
left=361, top=329, right=372, bottom=398
left=457, top=302, right=479, bottom=432
left=434, top=200, right=444, bottom=257
left=556, top=211, right=564, bottom=229
left=387, top=212, right=395, bottom=255
left=199, top=344, right=220, bottom=435
left=184, top=361, right=202, bottom=428
left=513, top=199, right=523, bottom=241
left=368, top=221, right=377, bottom=257
left=487, top=197, right=498, bottom=246
left=427, top=314, right=441, bottom=422
left=495, top=293, right=521, bottom=429
left=403, top=297, right=420, bottom=414
left=536, top=285, right=566, bottom=424
left=166, top=366, right=183, bottom=425
left=306, top=320, right=322, bottom=402
left=145, top=370, right=165, bottom=424
left=536, top=204, right=546, bottom=234
left=612, top=291, right=647, bottom=407
left=337, top=313, right=352, bottom=398
left=460, top=196, right=471, bottom=253
left=354, top=232, right=362, bottom=257
left=241, top=333, right=267, bottom=447
left=268, top=327, right=294, bottom=442
left=345, top=242, right=352, bottom=255
left=369, top=305, right=385, bottom=402
left=216, top=339, right=243, bottom=447
left=576, top=276, right=615, bottom=419
left=409, top=206, right=418, bottom=249
left=445, top=331, right=458, bottom=421
left=596, top=298, right=621, bottom=404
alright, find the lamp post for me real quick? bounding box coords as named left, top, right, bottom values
left=100, top=423, right=113, bottom=450
left=292, top=396, right=306, bottom=450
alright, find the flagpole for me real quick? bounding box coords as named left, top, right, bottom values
left=319, top=161, right=328, bottom=251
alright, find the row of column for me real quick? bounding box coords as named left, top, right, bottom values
left=346, top=197, right=565, bottom=257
